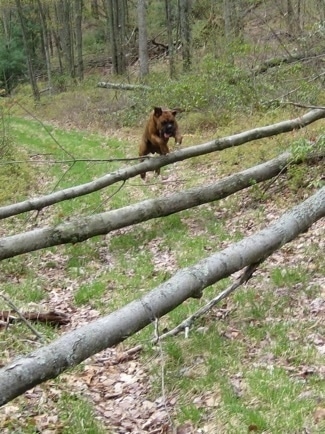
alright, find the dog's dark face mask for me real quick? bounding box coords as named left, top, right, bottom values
left=160, top=119, right=176, bottom=138
left=154, top=107, right=178, bottom=139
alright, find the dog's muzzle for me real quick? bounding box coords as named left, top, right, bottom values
left=161, top=123, right=175, bottom=139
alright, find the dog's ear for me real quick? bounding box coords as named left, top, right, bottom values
left=153, top=107, right=163, bottom=117
left=171, top=108, right=183, bottom=116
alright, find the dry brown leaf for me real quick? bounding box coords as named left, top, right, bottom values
left=314, top=407, right=325, bottom=424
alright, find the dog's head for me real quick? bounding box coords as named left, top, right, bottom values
left=153, top=107, right=178, bottom=139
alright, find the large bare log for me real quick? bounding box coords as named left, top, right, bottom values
left=97, top=81, right=151, bottom=90
left=0, top=151, right=310, bottom=260
left=0, top=109, right=324, bottom=220
left=0, top=187, right=324, bottom=406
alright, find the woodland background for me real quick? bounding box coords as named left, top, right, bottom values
left=0, top=1, right=324, bottom=433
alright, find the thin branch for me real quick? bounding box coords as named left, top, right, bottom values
left=16, top=101, right=75, bottom=160
left=154, top=318, right=174, bottom=429
left=281, top=101, right=325, bottom=110
left=49, top=161, right=76, bottom=194
left=0, top=156, right=149, bottom=166
left=122, top=262, right=261, bottom=359
left=156, top=262, right=261, bottom=341
left=265, top=71, right=325, bottom=103
left=0, top=292, right=44, bottom=341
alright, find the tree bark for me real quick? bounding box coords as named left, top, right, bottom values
left=179, top=0, right=192, bottom=71
left=137, top=0, right=149, bottom=78
left=223, top=0, right=241, bottom=40
left=15, top=0, right=40, bottom=101
left=106, top=0, right=127, bottom=74
left=0, top=109, right=324, bottom=220
left=0, top=186, right=324, bottom=407
left=36, top=0, right=52, bottom=94
left=74, top=0, right=84, bottom=81
left=165, top=0, right=176, bottom=78
left=55, top=0, right=75, bottom=77
left=1, top=151, right=324, bottom=260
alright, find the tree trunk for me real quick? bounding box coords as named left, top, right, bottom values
left=0, top=186, right=324, bottom=407
left=55, top=0, right=75, bottom=77
left=74, top=0, right=84, bottom=81
left=165, top=0, right=176, bottom=78
left=316, top=0, right=325, bottom=21
left=106, top=0, right=127, bottom=75
left=15, top=0, right=40, bottom=101
left=36, top=0, right=52, bottom=94
left=0, top=109, right=324, bottom=220
left=223, top=0, right=241, bottom=40
left=179, top=0, right=192, bottom=71
left=91, top=0, right=99, bottom=18
left=286, top=0, right=300, bottom=35
left=137, top=0, right=149, bottom=78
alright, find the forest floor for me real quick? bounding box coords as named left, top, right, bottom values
left=0, top=94, right=324, bottom=433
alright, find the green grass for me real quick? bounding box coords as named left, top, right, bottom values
left=58, top=393, right=106, bottom=434
left=0, top=84, right=324, bottom=433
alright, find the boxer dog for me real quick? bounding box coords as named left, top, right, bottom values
left=139, top=107, right=182, bottom=179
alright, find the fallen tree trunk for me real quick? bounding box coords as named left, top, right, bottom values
left=253, top=51, right=325, bottom=75
left=97, top=81, right=151, bottom=91
left=0, top=151, right=310, bottom=260
left=0, top=109, right=324, bottom=220
left=0, top=186, right=324, bottom=407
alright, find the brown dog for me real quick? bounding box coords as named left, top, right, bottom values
left=139, top=107, right=182, bottom=179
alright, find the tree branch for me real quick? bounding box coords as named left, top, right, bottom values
left=0, top=186, right=324, bottom=406
left=157, top=261, right=261, bottom=341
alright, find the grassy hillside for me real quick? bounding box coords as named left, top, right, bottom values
left=0, top=89, right=324, bottom=432
left=0, top=3, right=325, bottom=430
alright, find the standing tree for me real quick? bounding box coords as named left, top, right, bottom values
left=165, top=0, right=176, bottom=78
left=287, top=0, right=303, bottom=35
left=0, top=9, right=26, bottom=95
left=137, top=0, right=149, bottom=79
left=15, top=0, right=40, bottom=101
left=36, top=0, right=52, bottom=93
left=179, top=0, right=192, bottom=71
left=223, top=0, right=241, bottom=40
left=106, top=0, right=127, bottom=75
left=55, top=0, right=75, bottom=77
left=74, top=0, right=84, bottom=81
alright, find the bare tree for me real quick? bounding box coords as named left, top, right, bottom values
left=55, top=0, right=75, bottom=77
left=286, top=0, right=301, bottom=34
left=316, top=0, right=325, bottom=21
left=137, top=0, right=149, bottom=78
left=223, top=0, right=242, bottom=40
left=74, top=0, right=84, bottom=81
left=106, top=0, right=127, bottom=74
left=36, top=0, right=52, bottom=93
left=179, top=0, right=192, bottom=71
left=15, top=0, right=40, bottom=101
left=165, top=0, right=176, bottom=78
left=0, top=186, right=324, bottom=407
left=91, top=0, right=99, bottom=18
